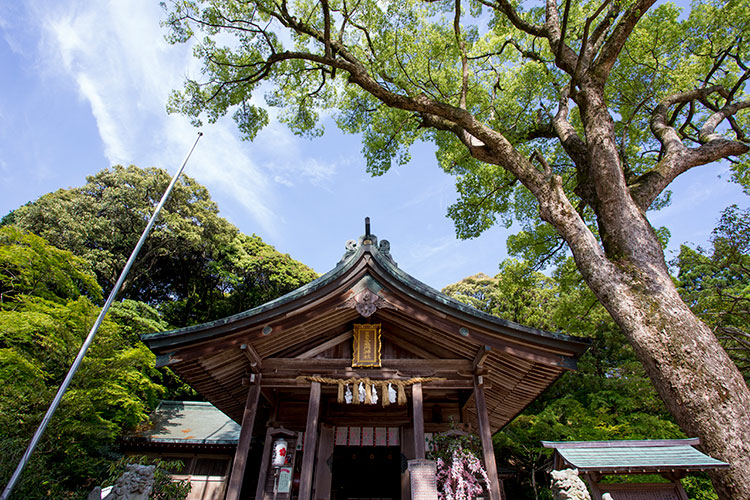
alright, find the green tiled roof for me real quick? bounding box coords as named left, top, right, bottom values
left=126, top=400, right=240, bottom=445
left=542, top=439, right=729, bottom=473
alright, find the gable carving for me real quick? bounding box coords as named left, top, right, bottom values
left=338, top=288, right=396, bottom=318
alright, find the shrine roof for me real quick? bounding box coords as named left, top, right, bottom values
left=142, top=232, right=588, bottom=356
left=141, top=228, right=589, bottom=432
left=542, top=439, right=729, bottom=473
left=124, top=400, right=240, bottom=446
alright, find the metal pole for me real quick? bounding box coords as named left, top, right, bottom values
left=0, top=132, right=203, bottom=500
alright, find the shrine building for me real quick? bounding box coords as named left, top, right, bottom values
left=142, top=224, right=589, bottom=500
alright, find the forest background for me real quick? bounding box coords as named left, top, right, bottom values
left=1, top=165, right=747, bottom=499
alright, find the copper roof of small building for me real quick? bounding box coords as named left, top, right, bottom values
left=542, top=439, right=729, bottom=473
left=125, top=401, right=240, bottom=446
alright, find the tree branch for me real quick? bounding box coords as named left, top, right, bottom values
left=551, top=86, right=595, bottom=207
left=454, top=0, right=469, bottom=109
left=630, top=86, right=750, bottom=210
left=592, top=0, right=657, bottom=83
left=572, top=0, right=614, bottom=88
left=700, top=99, right=750, bottom=143
left=544, top=0, right=579, bottom=75
left=321, top=0, right=332, bottom=58
left=490, top=0, right=546, bottom=38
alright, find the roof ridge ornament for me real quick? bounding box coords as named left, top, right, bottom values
left=336, top=217, right=397, bottom=266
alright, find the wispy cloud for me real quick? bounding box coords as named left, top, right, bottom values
left=270, top=157, right=339, bottom=188
left=33, top=0, right=286, bottom=237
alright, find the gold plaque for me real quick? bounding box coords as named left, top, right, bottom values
left=353, top=324, right=381, bottom=367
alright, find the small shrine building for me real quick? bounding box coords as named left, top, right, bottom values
left=143, top=225, right=589, bottom=500
left=543, top=439, right=730, bottom=500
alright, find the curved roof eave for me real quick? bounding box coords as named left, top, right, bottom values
left=142, top=233, right=590, bottom=357
left=365, top=241, right=589, bottom=355
left=141, top=241, right=365, bottom=350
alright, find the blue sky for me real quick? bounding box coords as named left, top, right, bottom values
left=0, top=0, right=747, bottom=290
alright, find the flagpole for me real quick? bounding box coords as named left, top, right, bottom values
left=1, top=132, right=203, bottom=500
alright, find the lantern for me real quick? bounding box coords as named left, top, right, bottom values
left=272, top=438, right=288, bottom=468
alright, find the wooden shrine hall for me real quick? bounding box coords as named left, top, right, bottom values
left=143, top=223, right=589, bottom=500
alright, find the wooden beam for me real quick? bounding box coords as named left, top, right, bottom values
left=226, top=373, right=262, bottom=500
left=377, top=290, right=579, bottom=369
left=297, top=330, right=352, bottom=359
left=261, top=377, right=482, bottom=390
left=240, top=343, right=263, bottom=373
left=260, top=388, right=277, bottom=408
left=383, top=331, right=439, bottom=359
left=402, top=427, right=414, bottom=500
left=458, top=390, right=474, bottom=424
left=299, top=381, right=322, bottom=500
left=412, top=382, right=425, bottom=459
left=263, top=358, right=472, bottom=372
left=473, top=345, right=492, bottom=369
left=474, top=374, right=501, bottom=500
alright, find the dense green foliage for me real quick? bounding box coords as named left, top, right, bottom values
left=674, top=205, right=750, bottom=383
left=443, top=259, right=712, bottom=500
left=0, top=167, right=318, bottom=498
left=0, top=226, right=166, bottom=498
left=3, top=165, right=318, bottom=326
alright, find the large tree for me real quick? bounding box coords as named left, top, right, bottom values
left=162, top=0, right=750, bottom=496
left=444, top=260, right=691, bottom=499
left=3, top=165, right=317, bottom=326
left=674, top=205, right=750, bottom=383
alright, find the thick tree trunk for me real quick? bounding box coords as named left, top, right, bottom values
left=587, top=258, right=750, bottom=499
left=534, top=83, right=750, bottom=499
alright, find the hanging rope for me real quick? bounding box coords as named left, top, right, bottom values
left=296, top=376, right=445, bottom=407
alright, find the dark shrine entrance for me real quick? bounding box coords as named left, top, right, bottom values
left=331, top=446, right=401, bottom=500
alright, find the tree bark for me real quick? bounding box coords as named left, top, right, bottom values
left=536, top=83, right=750, bottom=499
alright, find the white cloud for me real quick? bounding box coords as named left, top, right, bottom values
left=301, top=159, right=337, bottom=186
left=406, top=235, right=459, bottom=262
left=274, top=175, right=293, bottom=187
left=0, top=3, right=32, bottom=57
left=33, top=0, right=284, bottom=237
left=267, top=155, right=339, bottom=188
left=75, top=73, right=130, bottom=162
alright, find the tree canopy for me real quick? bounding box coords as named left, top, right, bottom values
left=0, top=226, right=165, bottom=499
left=161, top=0, right=750, bottom=496
left=3, top=165, right=318, bottom=327
left=0, top=167, right=319, bottom=498
left=674, top=205, right=750, bottom=383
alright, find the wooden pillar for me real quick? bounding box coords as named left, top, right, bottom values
left=226, top=373, right=262, bottom=500
left=313, top=424, right=335, bottom=500
left=254, top=427, right=275, bottom=500
left=583, top=473, right=605, bottom=500
left=299, top=381, right=322, bottom=500
left=412, top=382, right=425, bottom=459
left=473, top=374, right=501, bottom=500
left=402, top=427, right=415, bottom=500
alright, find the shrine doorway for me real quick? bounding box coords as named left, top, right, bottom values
left=330, top=446, right=401, bottom=500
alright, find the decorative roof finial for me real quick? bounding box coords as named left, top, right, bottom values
left=365, top=217, right=371, bottom=237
